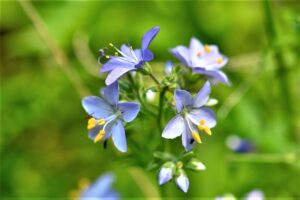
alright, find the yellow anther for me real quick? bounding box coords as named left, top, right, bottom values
left=94, top=130, right=105, bottom=143
left=197, top=51, right=202, bottom=57
left=78, top=178, right=90, bottom=189
left=200, top=119, right=206, bottom=126
left=87, top=118, right=97, bottom=130
left=114, top=52, right=119, bottom=56
left=204, top=45, right=211, bottom=53
left=105, top=55, right=110, bottom=59
left=130, top=46, right=133, bottom=50
left=217, top=57, right=223, bottom=64
left=203, top=126, right=212, bottom=135
left=109, top=43, right=114, bottom=47
left=192, top=131, right=202, bottom=143
left=98, top=118, right=105, bottom=126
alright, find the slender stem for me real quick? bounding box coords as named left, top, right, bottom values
left=149, top=73, right=160, bottom=85
left=19, top=0, right=90, bottom=98
left=157, top=87, right=167, bottom=133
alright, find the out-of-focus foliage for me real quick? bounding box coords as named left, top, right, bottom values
left=1, top=0, right=299, bottom=199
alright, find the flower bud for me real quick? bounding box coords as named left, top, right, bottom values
left=186, top=159, right=206, bottom=171
left=175, top=169, right=189, bottom=193
left=158, top=162, right=175, bottom=185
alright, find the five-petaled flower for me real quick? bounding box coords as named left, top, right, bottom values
left=170, top=37, right=230, bottom=84
left=162, top=81, right=216, bottom=151
left=100, top=26, right=160, bottom=85
left=82, top=82, right=140, bottom=152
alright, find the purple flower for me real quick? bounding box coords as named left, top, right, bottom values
left=80, top=173, right=119, bottom=200
left=100, top=26, right=160, bottom=85
left=162, top=81, right=216, bottom=151
left=82, top=82, right=140, bottom=152
left=170, top=37, right=230, bottom=84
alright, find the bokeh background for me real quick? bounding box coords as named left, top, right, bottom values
left=1, top=0, right=299, bottom=199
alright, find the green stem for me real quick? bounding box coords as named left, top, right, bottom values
left=158, top=87, right=167, bottom=133
left=149, top=73, right=160, bottom=85
left=263, top=0, right=294, bottom=138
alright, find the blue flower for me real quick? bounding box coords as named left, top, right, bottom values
left=80, top=173, right=119, bottom=200
left=226, top=135, right=256, bottom=153
left=82, top=82, right=140, bottom=152
left=162, top=81, right=216, bottom=151
left=100, top=26, right=160, bottom=85
left=170, top=37, right=230, bottom=84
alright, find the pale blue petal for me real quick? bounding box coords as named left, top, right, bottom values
left=143, top=49, right=154, bottom=61
left=101, top=58, right=134, bottom=72
left=158, top=167, right=173, bottom=185
left=193, top=68, right=230, bottom=85
left=102, top=82, right=119, bottom=105
left=162, top=115, right=185, bottom=139
left=121, top=44, right=133, bottom=57
left=141, top=26, right=160, bottom=54
left=175, top=174, right=189, bottom=193
left=88, top=125, right=102, bottom=141
left=117, top=102, right=140, bottom=122
left=82, top=96, right=114, bottom=119
left=112, top=120, right=127, bottom=152
left=181, top=123, right=195, bottom=151
left=81, top=173, right=115, bottom=198
left=170, top=46, right=191, bottom=66
left=193, top=81, right=211, bottom=108
left=188, top=108, right=216, bottom=128
left=189, top=37, right=204, bottom=55
left=174, top=89, right=193, bottom=112
left=105, top=67, right=134, bottom=85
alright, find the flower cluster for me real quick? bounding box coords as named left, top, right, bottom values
left=80, top=26, right=230, bottom=195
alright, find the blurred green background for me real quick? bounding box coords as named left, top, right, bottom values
left=1, top=0, right=299, bottom=199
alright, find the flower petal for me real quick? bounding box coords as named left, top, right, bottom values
left=141, top=26, right=160, bottom=55
left=117, top=102, right=140, bottom=122
left=111, top=119, right=127, bottom=152
left=175, top=174, right=189, bottom=193
left=101, top=58, right=134, bottom=72
left=170, top=46, right=191, bottom=66
left=158, top=167, right=173, bottom=185
left=88, top=125, right=102, bottom=141
left=193, top=81, right=211, bottom=108
left=142, top=49, right=154, bottom=61
left=82, top=96, right=114, bottom=119
left=189, top=37, right=204, bottom=56
left=174, top=89, right=193, bottom=112
left=162, top=115, right=185, bottom=139
left=181, top=123, right=195, bottom=151
left=81, top=173, right=115, bottom=198
left=105, top=67, right=134, bottom=85
left=193, top=68, right=230, bottom=85
left=102, top=82, right=119, bottom=105
left=188, top=108, right=216, bottom=128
